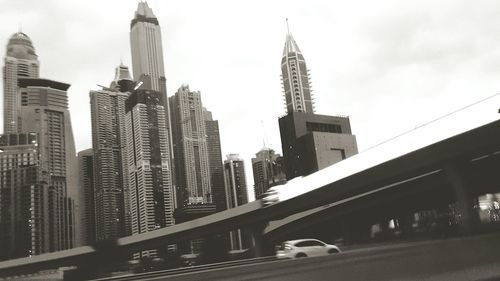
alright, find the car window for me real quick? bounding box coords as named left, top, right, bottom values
left=295, top=240, right=325, bottom=247
left=307, top=240, right=325, bottom=246
left=294, top=241, right=308, bottom=247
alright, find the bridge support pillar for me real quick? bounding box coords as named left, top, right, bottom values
left=444, top=162, right=479, bottom=234
left=246, top=223, right=266, bottom=257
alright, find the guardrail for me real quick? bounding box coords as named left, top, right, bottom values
left=94, top=256, right=277, bottom=281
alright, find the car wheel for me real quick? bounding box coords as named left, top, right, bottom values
left=328, top=249, right=339, bottom=254
left=295, top=253, right=307, bottom=258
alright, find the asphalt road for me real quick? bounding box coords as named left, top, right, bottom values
left=118, top=232, right=500, bottom=281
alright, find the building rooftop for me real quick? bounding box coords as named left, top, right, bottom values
left=131, top=1, right=159, bottom=28
left=18, top=78, right=70, bottom=91
left=6, top=32, right=38, bottom=60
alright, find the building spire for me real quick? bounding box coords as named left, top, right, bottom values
left=282, top=19, right=301, bottom=56
left=281, top=19, right=314, bottom=114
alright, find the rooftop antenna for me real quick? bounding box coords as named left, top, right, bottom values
left=286, top=18, right=290, bottom=34
left=18, top=22, right=22, bottom=33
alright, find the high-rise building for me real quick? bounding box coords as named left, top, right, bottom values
left=223, top=154, right=249, bottom=250
left=279, top=113, right=358, bottom=180
left=170, top=88, right=223, bottom=255
left=280, top=24, right=314, bottom=114
left=170, top=84, right=212, bottom=206
left=0, top=133, right=41, bottom=260
left=89, top=64, right=133, bottom=241
left=278, top=24, right=358, bottom=180
left=204, top=109, right=227, bottom=212
left=125, top=89, right=174, bottom=244
left=129, top=1, right=174, bottom=200
left=3, top=32, right=39, bottom=134
left=224, top=154, right=248, bottom=209
left=17, top=78, right=81, bottom=251
left=251, top=148, right=286, bottom=200
left=130, top=2, right=166, bottom=94
left=77, top=149, right=95, bottom=246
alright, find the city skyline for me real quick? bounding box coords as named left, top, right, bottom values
left=2, top=0, right=500, bottom=200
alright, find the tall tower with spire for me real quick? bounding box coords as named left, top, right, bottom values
left=278, top=21, right=358, bottom=181
left=3, top=32, right=40, bottom=134
left=280, top=20, right=314, bottom=114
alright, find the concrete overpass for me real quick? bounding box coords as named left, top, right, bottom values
left=1, top=96, right=500, bottom=278
left=264, top=97, right=500, bottom=243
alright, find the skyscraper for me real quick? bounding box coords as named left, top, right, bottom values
left=130, top=1, right=166, bottom=94
left=204, top=109, right=227, bottom=212
left=77, top=148, right=95, bottom=246
left=3, top=32, right=39, bottom=134
left=170, top=89, right=223, bottom=255
left=0, top=133, right=41, bottom=260
left=251, top=148, right=286, bottom=200
left=129, top=1, right=175, bottom=202
left=170, top=84, right=212, bottom=206
left=89, top=64, right=132, bottom=241
left=125, top=89, right=174, bottom=242
left=224, top=154, right=248, bottom=209
left=17, top=77, right=81, bottom=251
left=280, top=22, right=314, bottom=114
left=278, top=24, right=358, bottom=180
left=223, top=154, right=249, bottom=250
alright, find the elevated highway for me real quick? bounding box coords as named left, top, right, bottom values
left=1, top=97, right=500, bottom=278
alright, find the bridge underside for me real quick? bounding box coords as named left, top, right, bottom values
left=265, top=149, right=500, bottom=248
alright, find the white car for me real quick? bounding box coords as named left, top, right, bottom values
left=276, top=239, right=341, bottom=259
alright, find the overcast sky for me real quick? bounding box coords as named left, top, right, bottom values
left=2, top=0, right=500, bottom=200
